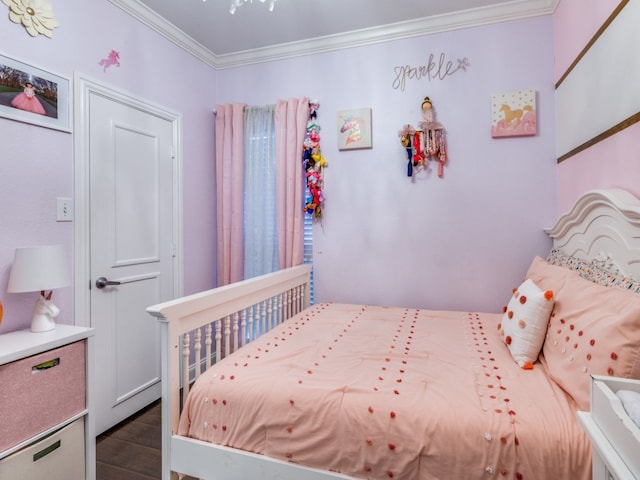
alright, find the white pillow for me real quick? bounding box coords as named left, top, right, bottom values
left=498, top=278, right=555, bottom=369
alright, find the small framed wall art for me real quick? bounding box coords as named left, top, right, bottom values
left=0, top=54, right=70, bottom=132
left=337, top=107, right=372, bottom=150
left=491, top=89, right=536, bottom=138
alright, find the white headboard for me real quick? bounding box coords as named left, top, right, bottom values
left=545, top=188, right=640, bottom=281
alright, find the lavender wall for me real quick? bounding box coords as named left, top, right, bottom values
left=217, top=16, right=557, bottom=312
left=0, top=0, right=217, bottom=333
left=553, top=0, right=640, bottom=213
left=0, top=7, right=557, bottom=334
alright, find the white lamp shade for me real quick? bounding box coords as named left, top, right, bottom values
left=8, top=245, right=70, bottom=293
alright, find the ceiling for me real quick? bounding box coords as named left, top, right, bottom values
left=108, top=0, right=557, bottom=69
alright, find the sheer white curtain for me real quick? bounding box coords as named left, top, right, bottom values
left=244, top=105, right=277, bottom=278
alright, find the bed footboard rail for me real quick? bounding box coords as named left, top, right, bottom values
left=146, top=264, right=312, bottom=480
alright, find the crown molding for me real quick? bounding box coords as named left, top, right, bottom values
left=107, top=0, right=220, bottom=67
left=108, top=0, right=558, bottom=70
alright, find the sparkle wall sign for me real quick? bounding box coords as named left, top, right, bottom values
left=392, top=53, right=470, bottom=91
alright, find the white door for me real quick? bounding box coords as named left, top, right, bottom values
left=74, top=76, right=181, bottom=435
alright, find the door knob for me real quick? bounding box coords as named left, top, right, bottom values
left=95, top=277, right=121, bottom=289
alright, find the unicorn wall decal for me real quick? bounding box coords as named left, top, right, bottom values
left=98, top=50, right=121, bottom=72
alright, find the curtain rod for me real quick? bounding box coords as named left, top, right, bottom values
left=212, top=100, right=318, bottom=116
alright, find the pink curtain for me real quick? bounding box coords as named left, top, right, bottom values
left=275, top=97, right=310, bottom=269
left=215, top=103, right=246, bottom=286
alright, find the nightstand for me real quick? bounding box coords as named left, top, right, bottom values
left=577, top=375, right=640, bottom=480
left=0, top=325, right=94, bottom=480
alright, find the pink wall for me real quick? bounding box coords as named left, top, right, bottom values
left=218, top=15, right=557, bottom=313
left=553, top=0, right=640, bottom=213
left=556, top=123, right=640, bottom=213
left=0, top=0, right=217, bottom=333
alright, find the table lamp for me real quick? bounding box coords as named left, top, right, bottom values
left=8, top=245, right=70, bottom=333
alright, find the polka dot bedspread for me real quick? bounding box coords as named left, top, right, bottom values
left=178, top=303, right=590, bottom=479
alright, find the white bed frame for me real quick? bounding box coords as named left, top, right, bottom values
left=545, top=188, right=640, bottom=279
left=147, top=263, right=356, bottom=480
left=147, top=188, right=640, bottom=480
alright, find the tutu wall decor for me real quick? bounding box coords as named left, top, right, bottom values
left=2, top=0, right=59, bottom=38
left=397, top=96, right=447, bottom=178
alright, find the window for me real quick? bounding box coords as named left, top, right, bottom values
left=303, top=212, right=314, bottom=304
left=243, top=105, right=314, bottom=304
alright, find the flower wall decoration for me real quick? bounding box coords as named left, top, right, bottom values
left=2, top=0, right=59, bottom=38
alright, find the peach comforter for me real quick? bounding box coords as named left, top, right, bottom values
left=179, top=303, right=590, bottom=479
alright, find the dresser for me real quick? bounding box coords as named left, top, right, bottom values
left=577, top=375, right=640, bottom=480
left=0, top=325, right=94, bottom=480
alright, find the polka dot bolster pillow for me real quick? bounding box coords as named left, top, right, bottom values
left=498, top=278, right=555, bottom=370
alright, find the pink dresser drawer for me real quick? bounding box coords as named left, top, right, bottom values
left=0, top=417, right=85, bottom=480
left=0, top=340, right=86, bottom=452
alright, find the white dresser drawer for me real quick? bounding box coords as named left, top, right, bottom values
left=0, top=340, right=86, bottom=452
left=590, top=375, right=640, bottom=478
left=0, top=417, right=85, bottom=480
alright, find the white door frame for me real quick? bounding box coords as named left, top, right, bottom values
left=73, top=72, right=183, bottom=329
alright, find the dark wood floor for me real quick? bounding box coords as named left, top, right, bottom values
left=96, top=400, right=164, bottom=480
left=97, top=400, right=198, bottom=480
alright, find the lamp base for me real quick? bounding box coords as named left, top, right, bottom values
left=30, top=295, right=60, bottom=333
left=31, top=315, right=56, bottom=332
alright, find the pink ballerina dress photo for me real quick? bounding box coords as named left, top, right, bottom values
left=11, top=82, right=46, bottom=115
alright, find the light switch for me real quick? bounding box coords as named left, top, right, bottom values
left=56, top=197, right=73, bottom=222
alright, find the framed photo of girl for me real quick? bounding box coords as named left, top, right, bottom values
left=0, top=53, right=70, bottom=132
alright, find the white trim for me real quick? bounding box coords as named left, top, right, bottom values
left=72, top=73, right=184, bottom=329
left=108, top=0, right=558, bottom=69
left=73, top=74, right=92, bottom=329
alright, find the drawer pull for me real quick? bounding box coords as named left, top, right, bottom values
left=32, top=357, right=60, bottom=373
left=33, top=439, right=61, bottom=462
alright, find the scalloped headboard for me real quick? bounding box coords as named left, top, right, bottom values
left=545, top=188, right=640, bottom=281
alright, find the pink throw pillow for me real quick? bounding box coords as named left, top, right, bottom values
left=525, top=256, right=568, bottom=293
left=527, top=256, right=640, bottom=410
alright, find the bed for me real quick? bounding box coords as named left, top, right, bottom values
left=147, top=188, right=640, bottom=480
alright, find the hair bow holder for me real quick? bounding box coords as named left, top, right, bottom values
left=397, top=97, right=447, bottom=178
